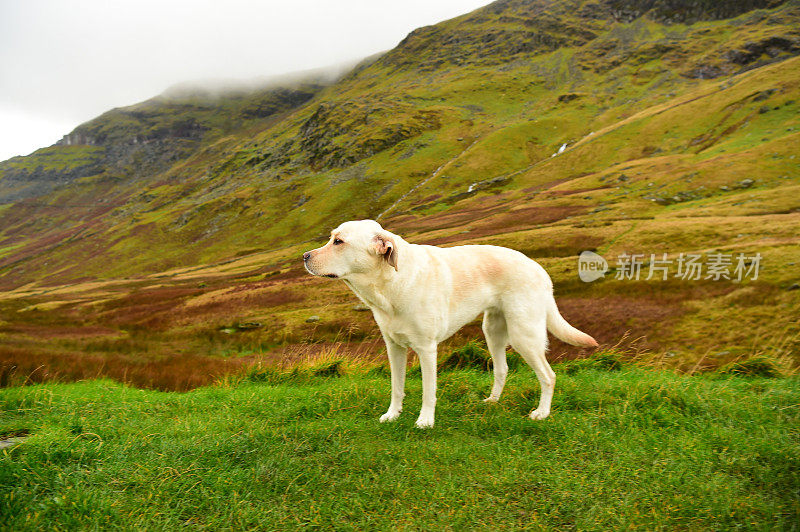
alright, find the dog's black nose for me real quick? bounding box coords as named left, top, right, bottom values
left=303, top=252, right=311, bottom=261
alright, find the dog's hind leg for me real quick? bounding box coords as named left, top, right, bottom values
left=482, top=309, right=509, bottom=403
left=380, top=338, right=407, bottom=423
left=507, top=314, right=555, bottom=420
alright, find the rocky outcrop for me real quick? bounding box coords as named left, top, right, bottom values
left=57, top=132, right=98, bottom=146
left=297, top=101, right=441, bottom=169
left=1, top=84, right=327, bottom=202
left=239, top=86, right=319, bottom=119
left=726, top=36, right=800, bottom=65
left=604, top=0, right=789, bottom=24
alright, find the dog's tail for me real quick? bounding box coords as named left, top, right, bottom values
left=546, top=298, right=598, bottom=347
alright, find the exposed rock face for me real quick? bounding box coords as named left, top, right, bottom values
left=239, top=87, right=318, bottom=119
left=384, top=2, right=599, bottom=70
left=604, top=0, right=788, bottom=23
left=298, top=101, right=441, bottom=169
left=726, top=36, right=800, bottom=65
left=58, top=132, right=98, bottom=146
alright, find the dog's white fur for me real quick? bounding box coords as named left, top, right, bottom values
left=303, top=219, right=598, bottom=428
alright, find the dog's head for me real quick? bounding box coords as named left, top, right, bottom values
left=303, top=219, right=398, bottom=279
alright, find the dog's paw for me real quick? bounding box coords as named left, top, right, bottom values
left=529, top=408, right=550, bottom=420
left=414, top=412, right=435, bottom=429
left=483, top=395, right=500, bottom=403
left=379, top=410, right=401, bottom=423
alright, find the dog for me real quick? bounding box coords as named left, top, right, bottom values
left=303, top=219, right=598, bottom=428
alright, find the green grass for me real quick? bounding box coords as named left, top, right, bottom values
left=2, top=364, right=798, bottom=529
left=0, top=145, right=105, bottom=174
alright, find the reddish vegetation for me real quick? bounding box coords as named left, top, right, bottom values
left=262, top=264, right=311, bottom=283
left=0, top=192, right=760, bottom=392
left=101, top=287, right=203, bottom=330
left=0, top=276, right=731, bottom=391
left=463, top=205, right=587, bottom=239
left=0, top=250, right=726, bottom=392
left=543, top=185, right=612, bottom=196
left=0, top=323, right=120, bottom=340
left=0, top=344, right=246, bottom=391
left=385, top=196, right=509, bottom=234
left=419, top=205, right=588, bottom=245
left=548, top=296, right=685, bottom=360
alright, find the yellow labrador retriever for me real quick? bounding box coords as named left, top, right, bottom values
left=303, top=219, right=597, bottom=428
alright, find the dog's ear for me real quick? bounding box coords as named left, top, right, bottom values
left=373, top=233, right=398, bottom=271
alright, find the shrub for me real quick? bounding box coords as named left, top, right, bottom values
left=593, top=351, right=625, bottom=371
left=561, top=349, right=626, bottom=375
left=246, top=365, right=283, bottom=384
left=717, top=356, right=783, bottom=378
left=506, top=350, right=524, bottom=371
left=367, top=364, right=390, bottom=377
left=439, top=341, right=490, bottom=372
left=311, top=359, right=344, bottom=377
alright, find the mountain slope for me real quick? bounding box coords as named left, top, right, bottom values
left=0, top=0, right=798, bottom=380
left=1, top=0, right=798, bottom=286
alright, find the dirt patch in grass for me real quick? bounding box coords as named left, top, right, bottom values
left=515, top=234, right=605, bottom=258
left=0, top=323, right=121, bottom=340
left=385, top=196, right=509, bottom=235
left=545, top=185, right=613, bottom=196
left=421, top=205, right=587, bottom=245
left=261, top=264, right=309, bottom=283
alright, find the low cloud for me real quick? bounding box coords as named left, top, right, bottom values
left=0, top=0, right=489, bottom=161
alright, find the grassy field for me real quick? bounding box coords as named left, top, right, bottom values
left=2, top=356, right=798, bottom=530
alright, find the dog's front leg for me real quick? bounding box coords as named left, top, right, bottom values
left=379, top=338, right=407, bottom=423
left=414, top=343, right=438, bottom=428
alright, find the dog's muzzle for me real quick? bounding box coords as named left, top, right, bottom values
left=303, top=252, right=338, bottom=278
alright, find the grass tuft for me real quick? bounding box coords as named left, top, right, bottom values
left=311, top=359, right=344, bottom=378
left=562, top=349, right=627, bottom=374
left=717, top=355, right=784, bottom=378
left=438, top=340, right=490, bottom=372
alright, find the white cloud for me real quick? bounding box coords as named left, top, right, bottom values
left=0, top=106, right=76, bottom=161
left=0, top=0, right=490, bottom=163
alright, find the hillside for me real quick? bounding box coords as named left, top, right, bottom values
left=1, top=0, right=799, bottom=383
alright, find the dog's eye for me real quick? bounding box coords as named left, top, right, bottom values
left=333, top=238, right=344, bottom=245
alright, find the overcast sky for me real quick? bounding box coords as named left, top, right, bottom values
left=0, top=0, right=490, bottom=162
